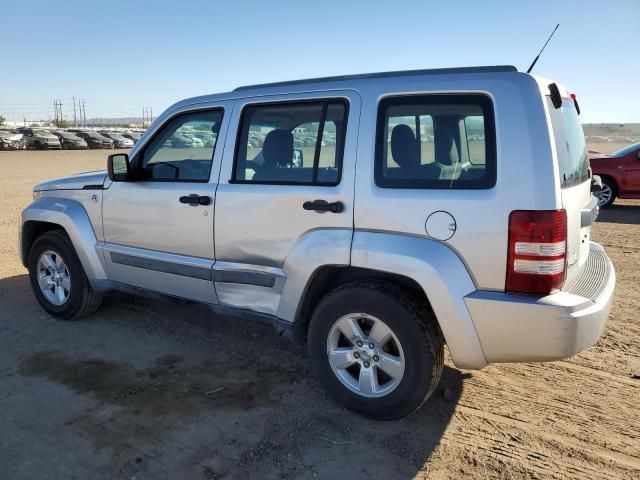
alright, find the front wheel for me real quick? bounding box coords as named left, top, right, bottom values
left=307, top=281, right=444, bottom=420
left=27, top=230, right=102, bottom=320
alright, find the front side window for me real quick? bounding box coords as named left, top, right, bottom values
left=140, top=109, right=223, bottom=182
left=375, top=95, right=496, bottom=189
left=233, top=100, right=348, bottom=185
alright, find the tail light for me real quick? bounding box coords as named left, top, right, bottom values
left=506, top=210, right=567, bottom=295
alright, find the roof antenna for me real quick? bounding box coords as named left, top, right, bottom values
left=526, top=24, right=560, bottom=73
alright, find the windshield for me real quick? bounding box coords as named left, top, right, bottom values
left=547, top=98, right=589, bottom=189
left=612, top=142, right=640, bottom=157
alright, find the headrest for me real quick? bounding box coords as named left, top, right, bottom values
left=262, top=129, right=293, bottom=168
left=435, top=127, right=459, bottom=166
left=391, top=124, right=419, bottom=168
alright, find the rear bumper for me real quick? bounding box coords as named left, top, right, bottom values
left=465, top=242, right=615, bottom=363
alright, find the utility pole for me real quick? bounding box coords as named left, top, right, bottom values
left=72, top=97, right=77, bottom=127
left=80, top=100, right=86, bottom=127
left=53, top=100, right=63, bottom=126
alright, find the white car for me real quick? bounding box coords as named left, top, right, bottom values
left=99, top=132, right=134, bottom=149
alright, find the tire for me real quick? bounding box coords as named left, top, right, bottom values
left=597, top=178, right=617, bottom=208
left=27, top=230, right=102, bottom=320
left=307, top=280, right=444, bottom=420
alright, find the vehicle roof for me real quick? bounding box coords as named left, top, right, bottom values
left=234, top=65, right=517, bottom=91
left=171, top=65, right=523, bottom=109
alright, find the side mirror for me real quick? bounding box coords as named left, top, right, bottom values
left=636, top=151, right=640, bottom=161
left=107, top=153, right=131, bottom=181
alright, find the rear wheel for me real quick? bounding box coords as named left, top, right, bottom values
left=596, top=178, right=616, bottom=208
left=27, top=230, right=102, bottom=320
left=307, top=281, right=444, bottom=420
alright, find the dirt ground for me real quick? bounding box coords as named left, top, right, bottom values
left=0, top=148, right=638, bottom=480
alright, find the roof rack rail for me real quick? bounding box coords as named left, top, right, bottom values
left=234, top=65, right=518, bottom=91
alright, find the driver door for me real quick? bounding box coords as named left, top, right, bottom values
left=101, top=103, right=232, bottom=303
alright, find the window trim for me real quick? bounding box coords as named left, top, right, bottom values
left=374, top=94, right=497, bottom=189
left=230, top=98, right=350, bottom=187
left=132, top=107, right=225, bottom=184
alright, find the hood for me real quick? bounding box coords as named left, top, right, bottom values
left=588, top=150, right=612, bottom=161
left=0, top=132, right=22, bottom=141
left=34, top=170, right=108, bottom=192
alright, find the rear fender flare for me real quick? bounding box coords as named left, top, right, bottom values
left=350, top=231, right=487, bottom=369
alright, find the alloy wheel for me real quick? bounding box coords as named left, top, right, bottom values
left=326, top=313, right=405, bottom=398
left=36, top=250, right=71, bottom=306
left=596, top=183, right=612, bottom=206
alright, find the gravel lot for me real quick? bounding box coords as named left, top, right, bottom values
left=0, top=149, right=638, bottom=479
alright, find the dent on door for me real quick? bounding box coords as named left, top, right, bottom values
left=211, top=92, right=360, bottom=319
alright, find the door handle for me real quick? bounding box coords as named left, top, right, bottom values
left=179, top=194, right=211, bottom=206
left=303, top=199, right=344, bottom=213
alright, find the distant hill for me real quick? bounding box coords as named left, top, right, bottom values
left=83, top=117, right=149, bottom=127
left=583, top=123, right=640, bottom=143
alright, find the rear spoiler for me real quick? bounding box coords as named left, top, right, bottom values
left=548, top=82, right=580, bottom=115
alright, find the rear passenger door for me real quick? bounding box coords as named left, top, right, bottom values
left=213, top=91, right=360, bottom=317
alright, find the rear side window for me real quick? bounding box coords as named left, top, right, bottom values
left=375, top=94, right=496, bottom=189
left=547, top=98, right=589, bottom=189
left=233, top=100, right=348, bottom=185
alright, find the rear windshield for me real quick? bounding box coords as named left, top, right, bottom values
left=547, top=98, right=589, bottom=189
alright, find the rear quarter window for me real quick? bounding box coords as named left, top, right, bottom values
left=375, top=94, right=496, bottom=189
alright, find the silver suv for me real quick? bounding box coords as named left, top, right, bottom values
left=20, top=66, right=615, bottom=419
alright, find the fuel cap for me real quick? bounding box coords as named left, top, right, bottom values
left=425, top=211, right=456, bottom=241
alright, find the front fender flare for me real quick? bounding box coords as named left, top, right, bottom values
left=351, top=231, right=487, bottom=369
left=21, top=197, right=107, bottom=280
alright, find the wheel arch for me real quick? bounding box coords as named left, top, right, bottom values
left=295, top=231, right=488, bottom=370
left=21, top=220, right=65, bottom=266
left=21, top=197, right=107, bottom=281
left=598, top=174, right=619, bottom=191
left=293, top=265, right=435, bottom=341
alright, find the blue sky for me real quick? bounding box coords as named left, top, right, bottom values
left=1, top=0, right=638, bottom=123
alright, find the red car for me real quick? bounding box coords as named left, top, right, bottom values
left=589, top=142, right=640, bottom=207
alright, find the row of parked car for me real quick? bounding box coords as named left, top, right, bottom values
left=0, top=127, right=145, bottom=150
